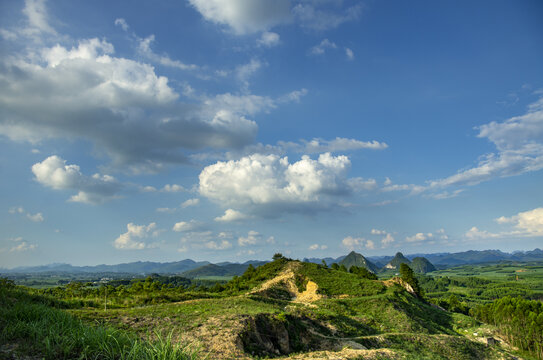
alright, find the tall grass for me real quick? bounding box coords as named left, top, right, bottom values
left=0, top=283, right=201, bottom=359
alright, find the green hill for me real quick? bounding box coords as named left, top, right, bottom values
left=385, top=252, right=411, bottom=269
left=5, top=257, right=526, bottom=360
left=411, top=257, right=437, bottom=273
left=339, top=251, right=380, bottom=273
left=182, top=261, right=267, bottom=278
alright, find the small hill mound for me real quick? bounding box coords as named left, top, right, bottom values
left=410, top=257, right=436, bottom=273
left=385, top=252, right=411, bottom=269
left=339, top=251, right=379, bottom=273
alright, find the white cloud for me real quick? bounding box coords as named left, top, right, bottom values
left=308, top=243, right=328, bottom=251
left=205, top=239, right=232, bottom=250
left=310, top=39, right=337, bottom=55
left=238, top=230, right=261, bottom=246
left=113, top=222, right=156, bottom=250
left=293, top=3, right=362, bottom=31
left=200, top=153, right=365, bottom=216
left=22, top=0, right=56, bottom=37
left=495, top=207, right=543, bottom=236
left=156, top=207, right=176, bottom=213
left=137, top=34, right=198, bottom=71
left=9, top=206, right=45, bottom=222
left=172, top=220, right=202, bottom=232
left=161, top=184, right=185, bottom=192
left=188, top=0, right=291, bottom=35
left=114, top=18, right=129, bottom=31
left=32, top=156, right=122, bottom=204
left=258, top=31, right=280, bottom=47
left=345, top=47, right=354, bottom=60
left=181, top=198, right=200, bottom=208
left=9, top=207, right=25, bottom=214
left=10, top=241, right=37, bottom=252
left=227, top=136, right=387, bottom=160
left=141, top=186, right=157, bottom=193
left=464, top=226, right=500, bottom=240
left=0, top=31, right=273, bottom=172
left=215, top=209, right=250, bottom=222
left=405, top=232, right=434, bottom=243
left=26, top=212, right=44, bottom=222
left=381, top=233, right=395, bottom=247
left=341, top=236, right=373, bottom=251
left=429, top=96, right=543, bottom=189
left=236, top=59, right=263, bottom=91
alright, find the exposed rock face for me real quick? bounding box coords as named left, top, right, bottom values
left=240, top=314, right=317, bottom=357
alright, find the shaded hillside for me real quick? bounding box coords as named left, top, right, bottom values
left=339, top=251, right=379, bottom=273
left=411, top=257, right=436, bottom=273
left=386, top=252, right=411, bottom=269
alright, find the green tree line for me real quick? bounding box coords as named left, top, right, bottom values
left=472, top=296, right=543, bottom=359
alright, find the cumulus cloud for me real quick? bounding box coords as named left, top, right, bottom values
left=188, top=0, right=291, bottom=34
left=31, top=156, right=122, bottom=204
left=172, top=220, right=202, bottom=232
left=257, top=31, right=280, bottom=47
left=464, top=227, right=500, bottom=240
left=465, top=208, right=543, bottom=241
left=215, top=209, right=251, bottom=222
left=496, top=207, right=543, bottom=236
left=181, top=198, right=200, bottom=208
left=205, top=239, right=233, bottom=250
left=342, top=236, right=374, bottom=251
left=405, top=232, right=434, bottom=243
left=238, top=230, right=262, bottom=246
left=113, top=222, right=157, bottom=250
left=200, top=152, right=370, bottom=216
left=371, top=229, right=395, bottom=247
left=26, top=212, right=44, bottom=222
left=161, top=184, right=185, bottom=192
left=0, top=18, right=281, bottom=172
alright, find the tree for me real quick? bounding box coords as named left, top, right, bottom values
left=399, top=263, right=423, bottom=297
left=273, top=253, right=284, bottom=261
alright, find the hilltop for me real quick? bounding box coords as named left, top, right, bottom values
left=411, top=257, right=437, bottom=273
left=385, top=252, right=411, bottom=269
left=339, top=251, right=380, bottom=273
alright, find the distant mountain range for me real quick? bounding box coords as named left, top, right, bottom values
left=2, top=248, right=542, bottom=277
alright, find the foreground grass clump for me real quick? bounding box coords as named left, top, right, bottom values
left=0, top=280, right=200, bottom=359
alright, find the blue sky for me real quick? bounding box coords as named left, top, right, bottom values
left=1, top=0, right=542, bottom=268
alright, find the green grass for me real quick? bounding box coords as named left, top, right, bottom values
left=0, top=284, right=201, bottom=359
left=298, top=262, right=387, bottom=297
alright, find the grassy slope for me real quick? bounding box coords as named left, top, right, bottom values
left=0, top=284, right=200, bottom=359
left=2, top=260, right=532, bottom=359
